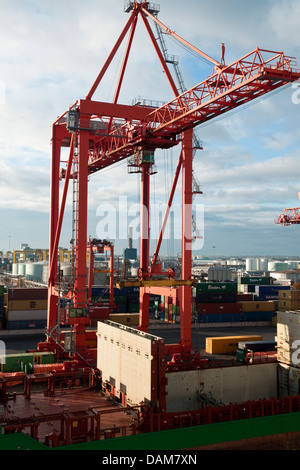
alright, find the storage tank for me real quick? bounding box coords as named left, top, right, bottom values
left=61, top=263, right=72, bottom=282
left=246, top=258, right=258, bottom=271
left=42, top=263, right=49, bottom=285
left=19, top=263, right=26, bottom=276
left=12, top=264, right=19, bottom=275
left=268, top=262, right=289, bottom=272
left=259, top=258, right=268, bottom=271
left=286, top=260, right=300, bottom=269
left=25, top=263, right=44, bottom=282
left=131, top=267, right=138, bottom=277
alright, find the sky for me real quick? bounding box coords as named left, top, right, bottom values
left=0, top=0, right=300, bottom=259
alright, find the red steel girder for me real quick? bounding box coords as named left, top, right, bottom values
left=77, top=49, right=300, bottom=174
left=275, top=207, right=300, bottom=225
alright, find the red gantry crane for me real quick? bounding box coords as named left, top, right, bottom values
left=39, top=1, right=300, bottom=366
left=275, top=194, right=300, bottom=225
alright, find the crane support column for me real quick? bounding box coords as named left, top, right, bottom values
left=47, top=124, right=63, bottom=340
left=73, top=117, right=90, bottom=352
left=180, top=129, right=193, bottom=354
left=139, top=163, right=150, bottom=332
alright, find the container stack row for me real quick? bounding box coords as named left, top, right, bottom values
left=194, top=280, right=280, bottom=324
left=91, top=286, right=160, bottom=314
left=156, top=278, right=292, bottom=325
left=3, top=288, right=48, bottom=330
left=0, top=285, right=5, bottom=330
left=278, top=289, right=300, bottom=312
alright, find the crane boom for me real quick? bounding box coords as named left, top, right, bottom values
left=66, top=47, right=299, bottom=175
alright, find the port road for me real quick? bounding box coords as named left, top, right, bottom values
left=2, top=324, right=277, bottom=355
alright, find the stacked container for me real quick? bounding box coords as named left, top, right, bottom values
left=195, top=282, right=240, bottom=323
left=238, top=300, right=276, bottom=322
left=0, top=285, right=5, bottom=330
left=255, top=285, right=289, bottom=302
left=278, top=289, right=300, bottom=312
left=4, top=288, right=48, bottom=330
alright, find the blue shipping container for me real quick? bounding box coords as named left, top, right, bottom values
left=6, top=320, right=47, bottom=330
left=255, top=285, right=289, bottom=295
left=241, top=311, right=274, bottom=322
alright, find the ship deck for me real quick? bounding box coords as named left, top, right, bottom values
left=1, top=386, right=140, bottom=447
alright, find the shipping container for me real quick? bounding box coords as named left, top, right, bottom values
left=238, top=301, right=275, bottom=312
left=195, top=293, right=238, bottom=303
left=197, top=313, right=241, bottom=323
left=196, top=302, right=242, bottom=315
left=5, top=320, right=47, bottom=330
left=278, top=300, right=300, bottom=311
left=255, top=293, right=279, bottom=301
left=6, top=310, right=47, bottom=322
left=1, top=352, right=54, bottom=373
left=255, top=285, right=289, bottom=293
left=195, top=282, right=237, bottom=294
left=205, top=335, right=263, bottom=354
left=7, top=288, right=48, bottom=301
left=240, top=277, right=271, bottom=285
left=237, top=294, right=254, bottom=301
left=6, top=299, right=48, bottom=311
left=238, top=340, right=277, bottom=352
left=279, top=290, right=300, bottom=301
left=241, top=311, right=275, bottom=322
left=108, top=313, right=139, bottom=326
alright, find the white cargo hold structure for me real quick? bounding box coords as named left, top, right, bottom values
left=96, top=321, right=279, bottom=413
left=278, top=363, right=300, bottom=397
left=165, top=363, right=278, bottom=412
left=97, top=321, right=165, bottom=407
left=277, top=310, right=300, bottom=367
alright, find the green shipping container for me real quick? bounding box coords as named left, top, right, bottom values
left=129, top=303, right=139, bottom=313
left=1, top=352, right=54, bottom=373
left=172, top=305, right=180, bottom=315
left=240, top=277, right=271, bottom=285
left=195, top=282, right=237, bottom=294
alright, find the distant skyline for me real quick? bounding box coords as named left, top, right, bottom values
left=0, top=0, right=299, bottom=257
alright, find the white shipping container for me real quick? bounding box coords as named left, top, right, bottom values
left=7, top=310, right=47, bottom=322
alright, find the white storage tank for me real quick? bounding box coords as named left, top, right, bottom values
left=268, top=262, right=289, bottom=272
left=61, top=262, right=72, bottom=278
left=259, top=258, right=268, bottom=271
left=246, top=258, right=258, bottom=271
left=25, top=262, right=44, bottom=282
left=19, top=263, right=26, bottom=276
left=42, top=263, right=49, bottom=285
left=12, top=264, right=19, bottom=275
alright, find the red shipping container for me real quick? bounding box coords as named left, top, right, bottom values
left=197, top=302, right=242, bottom=314
left=89, top=306, right=110, bottom=320
left=8, top=288, right=48, bottom=301
left=237, top=294, right=254, bottom=301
